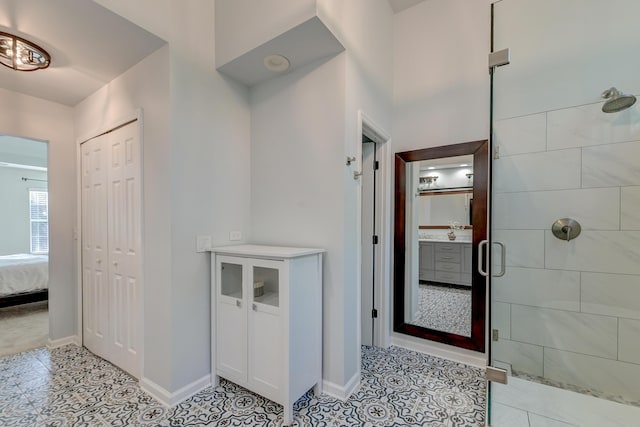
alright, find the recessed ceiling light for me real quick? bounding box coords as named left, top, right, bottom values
left=264, top=54, right=290, bottom=72
left=427, top=166, right=435, bottom=170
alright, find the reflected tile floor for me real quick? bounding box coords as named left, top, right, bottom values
left=410, top=284, right=471, bottom=337
left=0, top=345, right=486, bottom=426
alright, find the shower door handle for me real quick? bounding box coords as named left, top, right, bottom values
left=478, top=240, right=506, bottom=277
left=478, top=240, right=489, bottom=277
left=493, top=241, right=506, bottom=277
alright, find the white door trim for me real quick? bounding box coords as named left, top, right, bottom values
left=355, top=110, right=392, bottom=377
left=76, top=108, right=144, bottom=378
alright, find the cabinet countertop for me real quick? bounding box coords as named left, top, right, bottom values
left=210, top=244, right=325, bottom=259
left=419, top=239, right=471, bottom=244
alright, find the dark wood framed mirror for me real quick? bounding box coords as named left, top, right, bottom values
left=394, top=140, right=488, bottom=352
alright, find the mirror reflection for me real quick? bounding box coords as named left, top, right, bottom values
left=394, top=140, right=487, bottom=352
left=404, top=155, right=473, bottom=336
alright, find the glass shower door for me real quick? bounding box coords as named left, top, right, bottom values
left=489, top=1, right=640, bottom=426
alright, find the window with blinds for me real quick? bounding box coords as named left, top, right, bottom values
left=29, top=189, right=49, bottom=254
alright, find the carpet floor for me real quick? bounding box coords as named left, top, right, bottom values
left=0, top=301, right=48, bottom=357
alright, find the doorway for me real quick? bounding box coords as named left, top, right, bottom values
left=361, top=134, right=381, bottom=347
left=0, top=135, right=49, bottom=356
left=358, top=114, right=391, bottom=350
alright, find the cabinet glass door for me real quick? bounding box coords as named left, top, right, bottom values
left=252, top=266, right=279, bottom=307
left=220, top=261, right=243, bottom=299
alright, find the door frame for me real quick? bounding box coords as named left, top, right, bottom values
left=355, top=110, right=392, bottom=361
left=75, top=108, right=144, bottom=376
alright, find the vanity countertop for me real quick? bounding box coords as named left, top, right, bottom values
left=419, top=238, right=472, bottom=244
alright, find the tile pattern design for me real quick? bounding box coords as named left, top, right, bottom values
left=410, top=284, right=471, bottom=337
left=0, top=345, right=486, bottom=426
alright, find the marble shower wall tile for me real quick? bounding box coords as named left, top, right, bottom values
left=621, top=186, right=640, bottom=230
left=493, top=149, right=581, bottom=193
left=492, top=302, right=511, bottom=340
left=583, top=141, right=640, bottom=188
left=492, top=230, right=544, bottom=268
left=493, top=188, right=620, bottom=230
left=494, top=112, right=547, bottom=156
left=544, top=348, right=640, bottom=403
left=581, top=272, right=640, bottom=320
left=492, top=338, right=544, bottom=377
left=547, top=101, right=640, bottom=150
left=490, top=402, right=530, bottom=427
left=511, top=305, right=617, bottom=359
left=545, top=230, right=640, bottom=275
left=618, top=318, right=640, bottom=365
left=528, top=413, right=578, bottom=427
left=493, top=267, right=580, bottom=311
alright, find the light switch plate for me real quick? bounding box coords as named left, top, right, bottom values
left=229, top=231, right=242, bottom=241
left=196, top=235, right=212, bottom=252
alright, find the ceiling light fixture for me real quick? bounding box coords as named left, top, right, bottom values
left=0, top=31, right=50, bottom=71
left=263, top=54, right=290, bottom=72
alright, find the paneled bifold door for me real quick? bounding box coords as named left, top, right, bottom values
left=81, top=121, right=142, bottom=378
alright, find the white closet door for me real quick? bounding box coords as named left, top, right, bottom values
left=106, top=122, right=142, bottom=378
left=81, top=136, right=109, bottom=358
left=81, top=120, right=141, bottom=378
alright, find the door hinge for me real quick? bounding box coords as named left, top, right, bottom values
left=486, top=366, right=508, bottom=385
left=488, top=48, right=510, bottom=70
left=492, top=329, right=499, bottom=341
left=373, top=160, right=379, bottom=170
left=371, top=309, right=378, bottom=318
left=372, top=235, right=379, bottom=245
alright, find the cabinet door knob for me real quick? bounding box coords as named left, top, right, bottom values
left=252, top=303, right=257, bottom=311
left=236, top=300, right=241, bottom=308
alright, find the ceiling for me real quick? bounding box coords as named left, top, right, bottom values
left=0, top=0, right=165, bottom=106
left=0, top=0, right=426, bottom=106
left=388, top=0, right=427, bottom=14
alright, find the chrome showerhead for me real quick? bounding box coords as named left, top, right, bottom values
left=601, top=87, right=636, bottom=113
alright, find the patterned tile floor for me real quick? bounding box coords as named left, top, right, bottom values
left=0, top=344, right=486, bottom=426
left=409, top=284, right=471, bottom=337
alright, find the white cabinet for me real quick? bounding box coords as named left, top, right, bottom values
left=419, top=241, right=472, bottom=286
left=211, top=245, right=324, bottom=427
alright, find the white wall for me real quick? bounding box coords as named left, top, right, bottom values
left=0, top=167, right=48, bottom=255
left=75, top=46, right=173, bottom=390
left=393, top=0, right=491, bottom=153
left=392, top=0, right=491, bottom=360
left=250, top=0, right=393, bottom=391
left=317, top=0, right=394, bottom=381
left=0, top=89, right=75, bottom=341
left=167, top=0, right=251, bottom=392
left=0, top=135, right=48, bottom=167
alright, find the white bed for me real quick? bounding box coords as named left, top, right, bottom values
left=0, top=254, right=49, bottom=297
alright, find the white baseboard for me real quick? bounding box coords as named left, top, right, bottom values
left=322, top=371, right=360, bottom=401
left=47, top=335, right=81, bottom=349
left=391, top=333, right=487, bottom=368
left=141, top=374, right=211, bottom=407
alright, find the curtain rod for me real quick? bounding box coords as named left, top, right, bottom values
left=21, top=177, right=48, bottom=183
